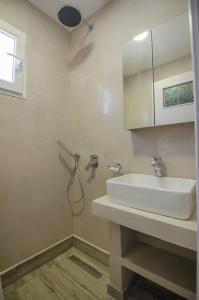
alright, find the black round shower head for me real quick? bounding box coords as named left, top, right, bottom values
left=58, top=6, right=82, bottom=27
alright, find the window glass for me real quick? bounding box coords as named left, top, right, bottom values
left=0, top=30, right=15, bottom=83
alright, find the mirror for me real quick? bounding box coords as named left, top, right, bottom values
left=122, top=13, right=194, bottom=130
left=122, top=31, right=154, bottom=129
left=153, top=13, right=193, bottom=126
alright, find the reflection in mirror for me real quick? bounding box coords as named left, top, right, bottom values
left=122, top=31, right=154, bottom=129
left=153, top=13, right=194, bottom=126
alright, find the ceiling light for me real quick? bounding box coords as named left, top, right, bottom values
left=133, top=31, right=149, bottom=41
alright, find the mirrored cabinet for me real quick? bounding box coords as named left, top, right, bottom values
left=122, top=13, right=194, bottom=130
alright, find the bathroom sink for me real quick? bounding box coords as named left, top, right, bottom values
left=106, top=174, right=196, bottom=220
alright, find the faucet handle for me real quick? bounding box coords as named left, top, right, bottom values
left=85, top=154, right=98, bottom=170
left=153, top=156, right=161, bottom=161
left=152, top=156, right=161, bottom=165
left=107, top=163, right=122, bottom=175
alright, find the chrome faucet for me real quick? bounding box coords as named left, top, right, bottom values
left=151, top=157, right=166, bottom=177
left=85, top=154, right=99, bottom=170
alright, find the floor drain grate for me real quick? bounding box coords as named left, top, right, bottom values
left=69, top=255, right=102, bottom=279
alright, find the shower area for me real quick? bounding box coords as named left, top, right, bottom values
left=0, top=0, right=111, bottom=298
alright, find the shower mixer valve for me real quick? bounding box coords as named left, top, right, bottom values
left=85, top=154, right=99, bottom=170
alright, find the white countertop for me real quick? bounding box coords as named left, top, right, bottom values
left=92, top=195, right=197, bottom=251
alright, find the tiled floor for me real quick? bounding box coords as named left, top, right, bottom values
left=3, top=247, right=174, bottom=300
left=3, top=247, right=114, bottom=300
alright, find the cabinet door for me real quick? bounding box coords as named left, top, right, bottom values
left=153, top=13, right=194, bottom=126
left=122, top=31, right=154, bottom=129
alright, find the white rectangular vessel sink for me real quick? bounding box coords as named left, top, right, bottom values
left=106, top=174, right=196, bottom=220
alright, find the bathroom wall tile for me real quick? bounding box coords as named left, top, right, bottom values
left=1, top=237, right=73, bottom=287
left=16, top=237, right=73, bottom=280
left=0, top=0, right=73, bottom=272
left=69, top=0, right=194, bottom=251
left=73, top=236, right=109, bottom=266
left=1, top=269, right=17, bottom=288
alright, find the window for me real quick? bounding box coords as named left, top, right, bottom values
left=0, top=19, right=26, bottom=97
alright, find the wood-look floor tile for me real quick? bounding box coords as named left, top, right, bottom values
left=3, top=285, right=15, bottom=296
left=38, top=264, right=97, bottom=300
left=6, top=277, right=60, bottom=300
left=4, top=291, right=21, bottom=300
left=4, top=248, right=114, bottom=300
left=55, top=259, right=107, bottom=299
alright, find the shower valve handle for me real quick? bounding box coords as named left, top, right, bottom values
left=85, top=154, right=99, bottom=170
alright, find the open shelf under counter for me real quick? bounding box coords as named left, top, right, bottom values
left=121, top=242, right=196, bottom=300
left=92, top=195, right=197, bottom=250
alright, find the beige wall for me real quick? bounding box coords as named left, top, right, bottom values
left=69, top=0, right=195, bottom=251
left=0, top=0, right=72, bottom=271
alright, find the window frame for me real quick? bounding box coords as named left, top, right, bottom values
left=0, top=19, right=26, bottom=97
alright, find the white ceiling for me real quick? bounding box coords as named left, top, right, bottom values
left=28, top=0, right=110, bottom=31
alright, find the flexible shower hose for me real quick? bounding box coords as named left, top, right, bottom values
left=67, top=156, right=85, bottom=215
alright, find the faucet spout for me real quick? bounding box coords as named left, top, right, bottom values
left=151, top=156, right=166, bottom=177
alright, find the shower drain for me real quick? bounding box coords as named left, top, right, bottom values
left=69, top=255, right=102, bottom=279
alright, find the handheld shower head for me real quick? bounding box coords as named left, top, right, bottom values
left=58, top=6, right=94, bottom=31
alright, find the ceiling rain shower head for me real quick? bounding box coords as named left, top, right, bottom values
left=58, top=5, right=94, bottom=31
